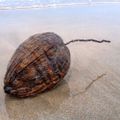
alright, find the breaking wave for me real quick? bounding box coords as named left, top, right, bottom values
left=0, top=0, right=120, bottom=10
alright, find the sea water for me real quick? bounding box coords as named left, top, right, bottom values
left=0, top=0, right=89, bottom=10
left=0, top=0, right=120, bottom=10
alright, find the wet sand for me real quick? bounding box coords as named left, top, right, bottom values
left=0, top=4, right=120, bottom=120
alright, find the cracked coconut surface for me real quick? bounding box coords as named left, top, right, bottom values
left=0, top=3, right=120, bottom=120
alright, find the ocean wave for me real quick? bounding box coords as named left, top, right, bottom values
left=0, top=0, right=120, bottom=10
left=0, top=3, right=89, bottom=10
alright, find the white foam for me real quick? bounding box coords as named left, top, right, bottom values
left=0, top=0, right=120, bottom=10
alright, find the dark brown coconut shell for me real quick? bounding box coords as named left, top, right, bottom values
left=4, top=32, right=70, bottom=98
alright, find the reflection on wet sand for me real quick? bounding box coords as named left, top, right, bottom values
left=5, top=80, right=70, bottom=120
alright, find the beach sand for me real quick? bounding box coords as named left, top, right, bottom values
left=0, top=4, right=120, bottom=120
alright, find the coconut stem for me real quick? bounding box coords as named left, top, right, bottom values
left=65, top=39, right=111, bottom=45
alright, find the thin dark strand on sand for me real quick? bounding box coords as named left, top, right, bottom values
left=65, top=39, right=111, bottom=45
